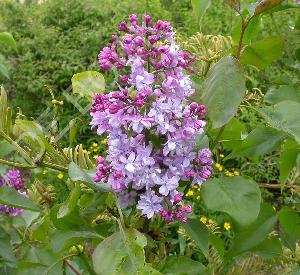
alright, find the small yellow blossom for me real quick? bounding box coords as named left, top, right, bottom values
left=200, top=216, right=207, bottom=224
left=186, top=189, right=194, bottom=197
left=92, top=142, right=98, bottom=148
left=57, top=173, right=64, bottom=180
left=225, top=171, right=234, bottom=177
left=196, top=195, right=201, bottom=201
left=208, top=219, right=214, bottom=224
left=93, top=155, right=99, bottom=159
left=42, top=170, right=48, bottom=175
left=224, top=222, right=231, bottom=231
left=193, top=184, right=199, bottom=190
left=101, top=139, right=108, bottom=145
left=215, top=163, right=223, bottom=171
left=219, top=154, right=224, bottom=158
left=233, top=171, right=240, bottom=176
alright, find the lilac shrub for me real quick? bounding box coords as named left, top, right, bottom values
left=0, top=169, right=27, bottom=216
left=90, top=14, right=213, bottom=222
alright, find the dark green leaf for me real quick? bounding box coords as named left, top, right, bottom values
left=0, top=185, right=40, bottom=212
left=264, top=85, right=300, bottom=104
left=259, top=100, right=300, bottom=143
left=227, top=203, right=277, bottom=258
left=241, top=36, right=284, bottom=69
left=182, top=219, right=209, bottom=257
left=202, top=56, right=245, bottom=129
left=72, top=71, right=105, bottom=98
left=201, top=176, right=261, bottom=227
left=158, top=256, right=208, bottom=275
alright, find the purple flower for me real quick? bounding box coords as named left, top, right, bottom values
left=137, top=190, right=163, bottom=218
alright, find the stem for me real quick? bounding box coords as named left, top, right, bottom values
left=211, top=125, right=226, bottom=150
left=41, top=161, right=68, bottom=172
left=259, top=183, right=298, bottom=190
left=0, top=158, right=36, bottom=169
left=65, top=260, right=80, bottom=275
left=42, top=254, right=78, bottom=275
left=142, top=218, right=150, bottom=234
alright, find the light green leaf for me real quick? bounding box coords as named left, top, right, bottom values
left=264, top=85, right=300, bottom=104
left=191, top=0, right=211, bottom=28
left=68, top=162, right=112, bottom=192
left=279, top=139, right=300, bottom=186
left=227, top=203, right=277, bottom=258
left=241, top=36, right=284, bottom=69
left=72, top=71, right=105, bottom=98
left=0, top=32, right=17, bottom=52
left=92, top=228, right=147, bottom=275
left=232, top=16, right=261, bottom=44
left=194, top=133, right=209, bottom=151
left=258, top=100, right=300, bottom=143
left=202, top=56, right=245, bottom=129
left=0, top=185, right=40, bottom=212
left=201, top=176, right=261, bottom=227
left=158, top=256, right=208, bottom=275
left=182, top=219, right=209, bottom=257
left=0, top=62, right=10, bottom=79
left=226, top=127, right=285, bottom=159
left=0, top=139, right=15, bottom=157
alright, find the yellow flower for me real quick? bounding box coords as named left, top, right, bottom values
left=186, top=189, right=194, bottom=197
left=101, top=139, right=108, bottom=145
left=225, top=171, right=233, bottom=177
left=57, top=173, right=64, bottom=180
left=200, top=216, right=207, bottom=224
left=233, top=171, right=240, bottom=176
left=219, top=153, right=224, bottom=158
left=193, top=184, right=199, bottom=189
left=42, top=169, right=48, bottom=175
left=215, top=163, right=223, bottom=171
left=224, top=222, right=231, bottom=231
left=208, top=219, right=214, bottom=224
left=196, top=195, right=201, bottom=201
left=93, top=155, right=99, bottom=159
left=92, top=142, right=98, bottom=148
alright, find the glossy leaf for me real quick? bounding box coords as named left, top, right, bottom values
left=227, top=204, right=277, bottom=258
left=201, top=176, right=261, bottom=227
left=202, top=56, right=245, bottom=129
left=259, top=100, right=300, bottom=143
left=158, top=256, right=208, bottom=274
left=191, top=0, right=211, bottom=28
left=0, top=185, right=40, bottom=212
left=241, top=36, right=284, bottom=69
left=182, top=219, right=209, bottom=257
left=92, top=228, right=147, bottom=275
left=72, top=71, right=105, bottom=98
left=264, top=85, right=300, bottom=104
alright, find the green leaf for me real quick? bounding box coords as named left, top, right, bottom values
left=226, top=127, right=285, bottom=159
left=278, top=207, right=300, bottom=252
left=158, top=256, right=208, bottom=275
left=227, top=203, right=277, bottom=258
left=194, top=133, right=209, bottom=151
left=52, top=230, right=103, bottom=252
left=241, top=36, right=284, bottom=69
left=72, top=71, right=105, bottom=98
left=0, top=62, right=10, bottom=79
left=249, top=237, right=282, bottom=258
left=57, top=184, right=81, bottom=219
left=202, top=56, right=245, bottom=129
left=92, top=228, right=147, bottom=275
left=68, top=118, right=78, bottom=147
left=182, top=219, right=209, bottom=257
left=258, top=100, right=300, bottom=143
left=254, top=0, right=285, bottom=15
left=0, top=139, right=15, bottom=157
left=209, top=233, right=225, bottom=257
left=201, top=176, right=261, bottom=227
left=0, top=32, right=17, bottom=52
left=264, top=85, right=300, bottom=104
left=191, top=0, right=211, bottom=28
left=0, top=185, right=40, bottom=212
left=232, top=16, right=261, bottom=44
left=68, top=162, right=112, bottom=192
left=279, top=139, right=300, bottom=186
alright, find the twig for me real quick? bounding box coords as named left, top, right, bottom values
left=65, top=260, right=80, bottom=275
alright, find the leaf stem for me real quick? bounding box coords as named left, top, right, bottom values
left=0, top=158, right=36, bottom=169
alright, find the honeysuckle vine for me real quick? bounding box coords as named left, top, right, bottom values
left=90, top=14, right=213, bottom=222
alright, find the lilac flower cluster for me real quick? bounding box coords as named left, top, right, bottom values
left=0, top=169, right=27, bottom=216
left=91, top=14, right=213, bottom=222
